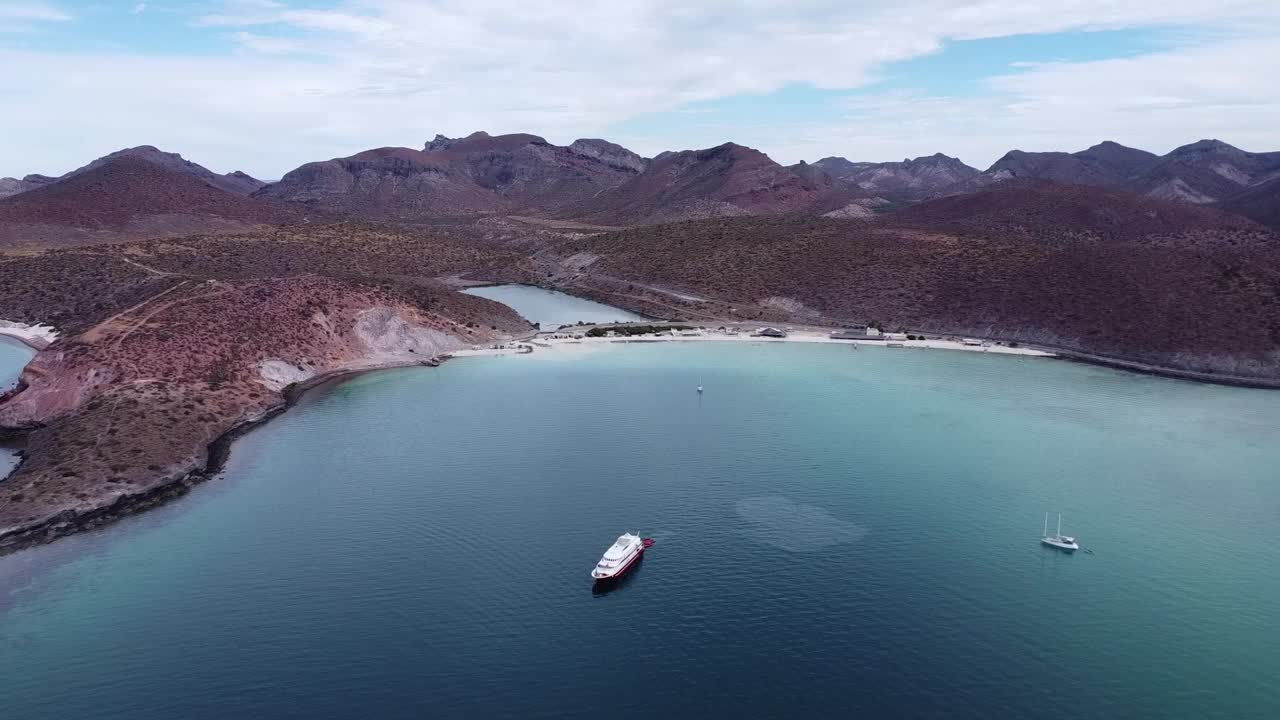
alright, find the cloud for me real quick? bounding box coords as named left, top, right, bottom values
left=132, top=3, right=147, bottom=14
left=803, top=36, right=1280, bottom=168
left=1, top=0, right=1278, bottom=176
left=0, top=1, right=71, bottom=22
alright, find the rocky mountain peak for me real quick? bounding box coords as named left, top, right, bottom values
left=1174, top=139, right=1234, bottom=154
left=425, top=134, right=456, bottom=151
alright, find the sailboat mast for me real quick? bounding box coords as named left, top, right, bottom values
left=1057, top=514, right=1062, bottom=536
left=1043, top=512, right=1048, bottom=537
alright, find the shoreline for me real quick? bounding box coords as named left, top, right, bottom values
left=460, top=325, right=1280, bottom=390
left=0, top=320, right=58, bottom=351
left=2, top=319, right=1275, bottom=556
left=448, top=328, right=1052, bottom=356
left=1044, top=349, right=1280, bottom=391
left=522, top=314, right=1280, bottom=390
left=506, top=279, right=1280, bottom=389
left=0, top=330, right=48, bottom=352
left=0, top=354, right=458, bottom=557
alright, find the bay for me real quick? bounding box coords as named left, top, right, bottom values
left=0, top=340, right=1277, bottom=718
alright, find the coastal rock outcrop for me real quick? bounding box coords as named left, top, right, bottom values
left=0, top=275, right=528, bottom=554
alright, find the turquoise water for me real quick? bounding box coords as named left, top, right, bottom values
left=1, top=341, right=1278, bottom=718
left=0, top=335, right=34, bottom=478
left=463, top=284, right=645, bottom=329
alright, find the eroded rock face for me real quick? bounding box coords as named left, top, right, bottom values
left=0, top=177, right=39, bottom=199
left=257, top=359, right=314, bottom=392
left=0, top=276, right=527, bottom=554
left=568, top=139, right=649, bottom=173
left=425, top=134, right=456, bottom=151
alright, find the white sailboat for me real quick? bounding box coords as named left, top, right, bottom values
left=1041, top=512, right=1079, bottom=552
left=696, top=375, right=703, bottom=394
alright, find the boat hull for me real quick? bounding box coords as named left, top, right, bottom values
left=591, top=546, right=644, bottom=582
left=1041, top=538, right=1078, bottom=552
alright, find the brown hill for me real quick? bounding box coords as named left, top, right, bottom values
left=1133, top=139, right=1280, bottom=203
left=528, top=208, right=1280, bottom=378
left=0, top=146, right=264, bottom=200
left=0, top=156, right=300, bottom=247
left=1218, top=176, right=1280, bottom=230
left=571, top=143, right=831, bottom=224
left=257, top=131, right=643, bottom=222
left=69, top=146, right=267, bottom=195
left=0, top=227, right=529, bottom=554
left=0, top=223, right=519, bottom=333
left=979, top=141, right=1158, bottom=190
left=262, top=135, right=845, bottom=226
left=968, top=139, right=1280, bottom=205
left=803, top=153, right=980, bottom=201
left=887, top=180, right=1275, bottom=249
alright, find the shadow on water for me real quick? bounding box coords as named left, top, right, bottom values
left=591, top=555, right=644, bottom=597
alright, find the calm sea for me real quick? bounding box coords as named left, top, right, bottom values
left=1, top=292, right=1278, bottom=718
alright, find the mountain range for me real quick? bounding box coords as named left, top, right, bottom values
left=0, top=151, right=301, bottom=248
left=4, top=134, right=1276, bottom=234
left=971, top=139, right=1280, bottom=206
left=255, top=132, right=643, bottom=221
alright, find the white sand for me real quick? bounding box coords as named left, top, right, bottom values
left=449, top=344, right=536, bottom=358
left=527, top=329, right=1055, bottom=358
left=0, top=320, right=60, bottom=349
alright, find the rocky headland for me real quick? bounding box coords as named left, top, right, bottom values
left=0, top=231, right=530, bottom=554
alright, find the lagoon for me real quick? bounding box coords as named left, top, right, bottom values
left=463, top=283, right=645, bottom=329
left=0, top=334, right=32, bottom=393
left=0, top=335, right=33, bottom=479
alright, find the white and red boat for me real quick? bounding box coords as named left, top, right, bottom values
left=591, top=533, right=652, bottom=581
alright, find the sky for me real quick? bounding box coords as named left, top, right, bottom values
left=1, top=0, right=1278, bottom=179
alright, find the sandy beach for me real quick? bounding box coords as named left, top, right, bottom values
left=446, top=325, right=1056, bottom=360
left=0, top=321, right=59, bottom=351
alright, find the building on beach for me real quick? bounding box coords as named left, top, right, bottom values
left=753, top=327, right=788, bottom=338
left=830, top=326, right=884, bottom=341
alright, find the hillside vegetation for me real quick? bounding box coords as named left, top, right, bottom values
left=542, top=208, right=1280, bottom=377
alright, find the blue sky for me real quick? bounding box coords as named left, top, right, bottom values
left=2, top=1, right=1277, bottom=178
